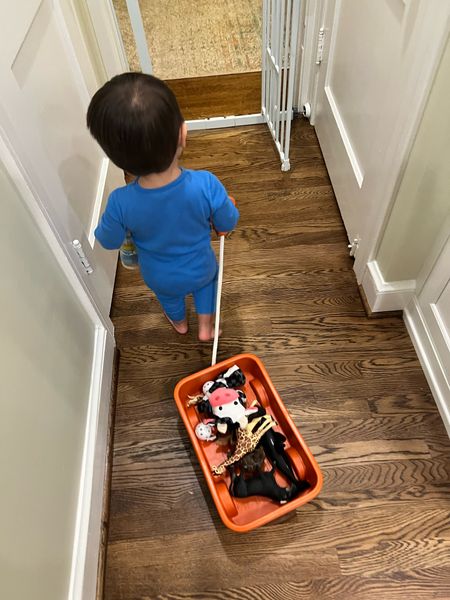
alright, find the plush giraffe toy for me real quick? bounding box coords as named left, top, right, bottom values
left=212, top=414, right=277, bottom=476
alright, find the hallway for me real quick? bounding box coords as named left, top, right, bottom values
left=104, top=120, right=450, bottom=599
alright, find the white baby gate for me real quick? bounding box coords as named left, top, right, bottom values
left=122, top=0, right=301, bottom=171
left=262, top=0, right=301, bottom=172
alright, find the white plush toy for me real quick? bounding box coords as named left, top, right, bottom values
left=209, top=388, right=258, bottom=434
left=194, top=422, right=216, bottom=442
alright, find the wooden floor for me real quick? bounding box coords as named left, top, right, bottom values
left=104, top=120, right=450, bottom=599
left=166, top=72, right=261, bottom=119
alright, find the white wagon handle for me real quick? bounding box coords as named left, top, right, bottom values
left=211, top=196, right=237, bottom=367
left=211, top=233, right=225, bottom=367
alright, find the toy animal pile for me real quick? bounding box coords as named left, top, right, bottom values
left=187, top=365, right=310, bottom=504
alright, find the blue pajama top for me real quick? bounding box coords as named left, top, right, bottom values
left=95, top=169, right=239, bottom=297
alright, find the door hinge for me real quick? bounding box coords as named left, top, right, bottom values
left=316, top=28, right=325, bottom=65
left=348, top=237, right=360, bottom=258
left=72, top=239, right=94, bottom=274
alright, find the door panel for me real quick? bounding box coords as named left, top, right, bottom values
left=327, top=1, right=402, bottom=177
left=315, top=0, right=409, bottom=241
left=436, top=281, right=450, bottom=333
left=11, top=0, right=103, bottom=229
left=0, top=0, right=123, bottom=318
left=314, top=0, right=450, bottom=276
left=418, top=235, right=450, bottom=386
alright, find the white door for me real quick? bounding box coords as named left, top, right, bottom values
left=0, top=0, right=124, bottom=321
left=313, top=0, right=450, bottom=278
left=0, top=139, right=114, bottom=599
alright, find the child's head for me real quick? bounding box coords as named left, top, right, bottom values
left=87, top=73, right=184, bottom=176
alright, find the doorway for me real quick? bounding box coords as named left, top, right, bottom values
left=112, top=0, right=263, bottom=119
left=113, top=0, right=262, bottom=79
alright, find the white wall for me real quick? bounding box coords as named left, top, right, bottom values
left=376, top=37, right=450, bottom=283
left=0, top=158, right=95, bottom=599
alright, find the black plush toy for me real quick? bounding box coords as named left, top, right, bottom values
left=260, top=429, right=300, bottom=485
left=230, top=464, right=310, bottom=503
left=230, top=466, right=289, bottom=503
left=239, top=446, right=265, bottom=473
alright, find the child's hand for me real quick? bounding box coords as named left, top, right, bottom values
left=214, top=197, right=236, bottom=237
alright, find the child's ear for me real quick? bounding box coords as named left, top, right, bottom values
left=179, top=122, right=187, bottom=148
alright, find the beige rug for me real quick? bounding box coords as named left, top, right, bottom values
left=113, top=0, right=262, bottom=79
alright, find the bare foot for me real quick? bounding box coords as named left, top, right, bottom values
left=163, top=312, right=188, bottom=334
left=198, top=314, right=221, bottom=341
left=201, top=327, right=223, bottom=342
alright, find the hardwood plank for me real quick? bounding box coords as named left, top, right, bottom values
left=260, top=350, right=428, bottom=384
left=300, top=413, right=447, bottom=445
left=146, top=568, right=450, bottom=600
left=316, top=458, right=450, bottom=511
left=337, top=538, right=450, bottom=577
left=111, top=275, right=361, bottom=316
left=108, top=508, right=448, bottom=598
left=114, top=331, right=415, bottom=377
left=308, top=439, right=430, bottom=468
left=113, top=314, right=272, bottom=347
left=107, top=441, right=450, bottom=539
left=107, top=503, right=450, bottom=552
left=368, top=393, right=438, bottom=414
left=105, top=550, right=340, bottom=599
left=286, top=394, right=371, bottom=422
left=111, top=398, right=444, bottom=446
left=166, top=72, right=261, bottom=119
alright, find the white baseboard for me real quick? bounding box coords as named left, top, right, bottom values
left=404, top=298, right=450, bottom=437
left=186, top=113, right=265, bottom=131
left=361, top=260, right=416, bottom=312
left=69, top=328, right=115, bottom=600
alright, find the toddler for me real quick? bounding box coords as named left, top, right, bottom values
left=87, top=73, right=239, bottom=340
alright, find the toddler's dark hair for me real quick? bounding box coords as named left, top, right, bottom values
left=87, top=73, right=184, bottom=176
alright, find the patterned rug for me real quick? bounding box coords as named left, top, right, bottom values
left=113, top=0, right=262, bottom=79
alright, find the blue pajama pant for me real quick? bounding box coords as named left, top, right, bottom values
left=155, top=274, right=218, bottom=321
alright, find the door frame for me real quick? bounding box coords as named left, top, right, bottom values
left=0, top=129, right=115, bottom=600
left=301, top=0, right=450, bottom=284
left=295, top=0, right=324, bottom=123
left=83, top=0, right=129, bottom=78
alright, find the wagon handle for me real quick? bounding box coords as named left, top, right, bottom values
left=211, top=197, right=236, bottom=366
left=211, top=234, right=225, bottom=366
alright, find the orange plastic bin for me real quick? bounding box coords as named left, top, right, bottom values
left=174, top=352, right=323, bottom=532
